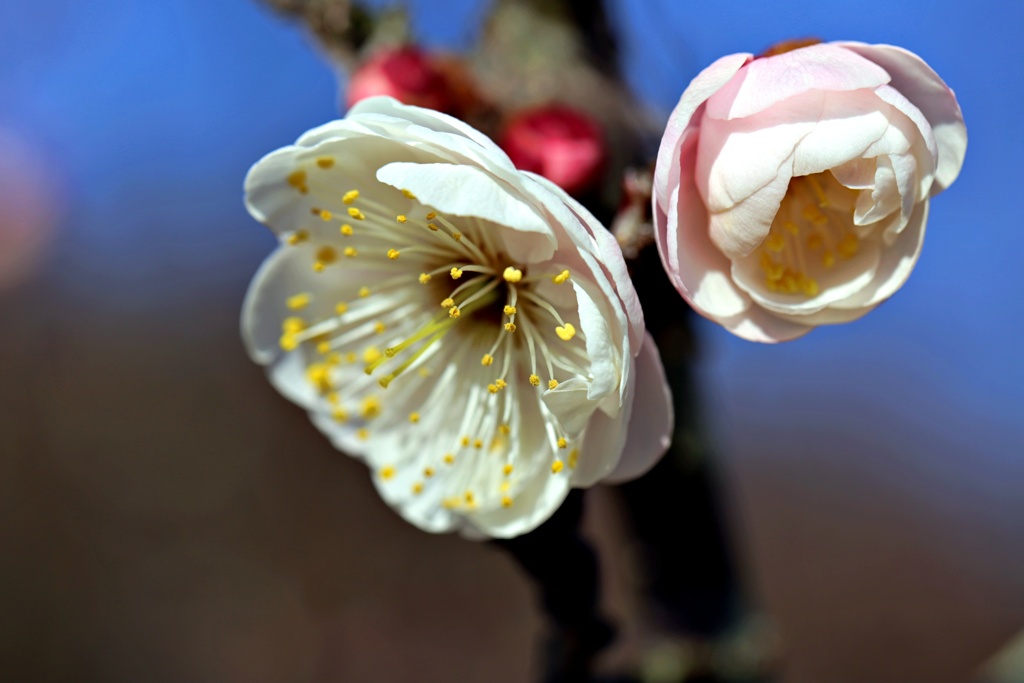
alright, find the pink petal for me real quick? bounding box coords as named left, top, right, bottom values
left=705, top=43, right=890, bottom=120
left=654, top=52, right=753, bottom=212
left=655, top=132, right=751, bottom=319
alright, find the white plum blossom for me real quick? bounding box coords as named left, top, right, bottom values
left=242, top=97, right=672, bottom=538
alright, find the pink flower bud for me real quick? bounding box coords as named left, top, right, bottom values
left=500, top=105, right=606, bottom=196
left=346, top=46, right=455, bottom=114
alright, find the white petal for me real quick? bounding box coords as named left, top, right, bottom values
left=835, top=43, right=966, bottom=193
left=605, top=333, right=673, bottom=484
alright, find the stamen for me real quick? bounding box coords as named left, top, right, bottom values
left=343, top=190, right=359, bottom=204
left=316, top=156, right=334, bottom=169
left=555, top=323, right=576, bottom=341
left=286, top=230, right=309, bottom=245
left=551, top=460, right=564, bottom=473
left=503, top=266, right=523, bottom=283
left=287, top=293, right=311, bottom=310
left=552, top=270, right=570, bottom=284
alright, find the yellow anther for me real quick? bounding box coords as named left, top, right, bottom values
left=387, top=248, right=400, bottom=260
left=340, top=224, right=353, bottom=236
left=568, top=449, right=579, bottom=469
left=488, top=383, right=499, bottom=394
left=363, top=347, right=382, bottom=364
left=503, top=464, right=514, bottom=475
left=396, top=215, right=407, bottom=224
left=313, top=261, right=325, bottom=273
left=427, top=222, right=439, bottom=231
left=548, top=379, right=559, bottom=389
left=282, top=317, right=306, bottom=334
left=450, top=267, right=463, bottom=279
left=379, top=465, right=395, bottom=480
left=417, top=367, right=432, bottom=377
left=504, top=322, right=516, bottom=333
left=498, top=425, right=511, bottom=436
left=325, top=352, right=342, bottom=366
left=448, top=306, right=461, bottom=319
left=342, top=190, right=359, bottom=204
left=335, top=302, right=349, bottom=315
left=503, top=305, right=517, bottom=316
left=423, top=467, right=435, bottom=478
left=306, top=363, right=332, bottom=392
left=555, top=323, right=576, bottom=341
left=419, top=273, right=431, bottom=284
left=551, top=460, right=564, bottom=474
left=441, top=298, right=454, bottom=308
left=326, top=391, right=340, bottom=405
left=279, top=334, right=298, bottom=351
left=442, top=497, right=458, bottom=509
left=316, top=340, right=331, bottom=354
left=444, top=454, right=455, bottom=465
left=345, top=352, right=357, bottom=363
left=343, top=246, right=358, bottom=258
left=426, top=211, right=437, bottom=219
left=409, top=412, right=420, bottom=423
left=317, top=246, right=337, bottom=264
left=557, top=437, right=567, bottom=449
left=374, top=321, right=386, bottom=334
left=460, top=436, right=471, bottom=447
left=401, top=188, right=416, bottom=199
left=287, top=170, right=308, bottom=193
left=360, top=395, right=381, bottom=419
left=502, top=496, right=513, bottom=508
left=838, top=233, right=859, bottom=259
left=764, top=232, right=785, bottom=252
left=452, top=231, right=462, bottom=242
left=502, top=266, right=523, bottom=283
left=316, top=156, right=334, bottom=169
left=481, top=354, right=494, bottom=366
left=784, top=220, right=800, bottom=235
left=495, top=379, right=507, bottom=390
left=359, top=287, right=370, bottom=298
left=464, top=491, right=475, bottom=505
left=331, top=407, right=348, bottom=423
left=357, top=428, right=370, bottom=440
left=287, top=293, right=311, bottom=310
left=347, top=207, right=365, bottom=220
left=552, top=269, right=570, bottom=284
left=822, top=251, right=836, bottom=268
left=499, top=481, right=511, bottom=493
left=310, top=207, right=321, bottom=216
left=529, top=374, right=541, bottom=386
left=473, top=439, right=483, bottom=449
left=412, top=482, right=424, bottom=495
left=806, top=234, right=823, bottom=250
left=287, top=230, right=309, bottom=245
left=319, top=209, right=333, bottom=221
left=801, top=277, right=820, bottom=297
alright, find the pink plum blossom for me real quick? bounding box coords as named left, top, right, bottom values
left=653, top=42, right=966, bottom=342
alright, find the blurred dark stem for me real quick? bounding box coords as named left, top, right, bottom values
left=492, top=490, right=614, bottom=683
left=622, top=244, right=739, bottom=640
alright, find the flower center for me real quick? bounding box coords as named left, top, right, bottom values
left=276, top=156, right=590, bottom=510
left=755, top=172, right=861, bottom=297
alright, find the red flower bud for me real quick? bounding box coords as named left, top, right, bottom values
left=346, top=46, right=456, bottom=114
left=500, top=105, right=606, bottom=196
